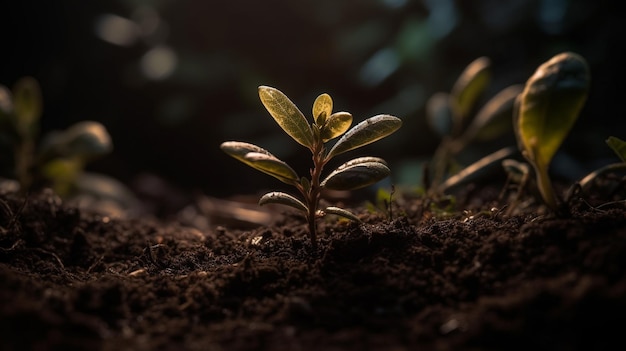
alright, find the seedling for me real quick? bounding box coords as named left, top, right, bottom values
left=0, top=77, right=113, bottom=195
left=575, top=136, right=626, bottom=197
left=221, top=86, right=401, bottom=250
left=513, top=52, right=590, bottom=212
left=425, top=56, right=523, bottom=192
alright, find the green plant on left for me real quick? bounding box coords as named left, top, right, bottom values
left=221, top=86, right=402, bottom=250
left=0, top=77, right=113, bottom=195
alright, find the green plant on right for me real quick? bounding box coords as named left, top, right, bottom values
left=513, top=51, right=590, bottom=213
left=425, top=56, right=523, bottom=193
left=0, top=77, right=113, bottom=196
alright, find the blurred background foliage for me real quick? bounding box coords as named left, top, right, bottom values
left=1, top=0, right=623, bottom=200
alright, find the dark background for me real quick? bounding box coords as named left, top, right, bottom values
left=1, top=0, right=624, bottom=199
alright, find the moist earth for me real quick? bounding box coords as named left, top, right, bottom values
left=1, top=188, right=625, bottom=351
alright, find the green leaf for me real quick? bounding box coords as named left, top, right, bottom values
left=320, top=112, right=353, bottom=142
left=326, top=115, right=402, bottom=159
left=312, top=93, right=332, bottom=125
left=451, top=56, right=491, bottom=124
left=12, top=76, right=42, bottom=137
left=321, top=157, right=390, bottom=190
left=516, top=52, right=589, bottom=166
left=244, top=152, right=300, bottom=184
left=259, top=191, right=307, bottom=213
left=439, top=147, right=517, bottom=193
left=606, top=136, right=626, bottom=162
left=258, top=86, right=314, bottom=148
left=463, top=84, right=523, bottom=143
left=40, top=121, right=113, bottom=161
left=515, top=51, right=590, bottom=210
left=322, top=206, right=361, bottom=222
left=220, top=141, right=299, bottom=184
left=426, top=92, right=453, bottom=137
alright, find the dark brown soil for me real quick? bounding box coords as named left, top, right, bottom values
left=1, top=187, right=625, bottom=351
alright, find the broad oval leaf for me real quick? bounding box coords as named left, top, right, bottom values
left=321, top=159, right=390, bottom=190
left=426, top=92, right=453, bottom=137
left=12, top=76, right=42, bottom=137
left=243, top=152, right=300, bottom=185
left=606, top=136, right=626, bottom=162
left=463, top=84, right=523, bottom=143
left=516, top=52, right=590, bottom=168
left=258, top=86, right=314, bottom=148
left=322, top=206, right=361, bottom=222
left=39, top=121, right=113, bottom=161
left=259, top=191, right=307, bottom=213
left=326, top=115, right=402, bottom=159
left=320, top=112, right=352, bottom=142
left=451, top=56, right=491, bottom=124
left=312, top=93, right=332, bottom=125
left=221, top=141, right=299, bottom=184
left=220, top=141, right=273, bottom=161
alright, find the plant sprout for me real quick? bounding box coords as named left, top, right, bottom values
left=425, top=56, right=523, bottom=191
left=514, top=52, right=590, bottom=212
left=0, top=77, right=113, bottom=195
left=221, top=86, right=402, bottom=250
left=576, top=136, right=626, bottom=195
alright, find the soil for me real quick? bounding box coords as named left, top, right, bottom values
left=1, top=183, right=625, bottom=351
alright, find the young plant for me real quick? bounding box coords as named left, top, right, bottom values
left=425, top=56, right=523, bottom=192
left=576, top=136, right=626, bottom=197
left=221, top=86, right=402, bottom=250
left=0, top=77, right=113, bottom=196
left=513, top=52, right=590, bottom=212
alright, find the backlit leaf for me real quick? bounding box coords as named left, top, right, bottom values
left=515, top=51, right=590, bottom=210
left=53, top=121, right=112, bottom=158
left=451, top=57, right=491, bottom=124
left=312, top=93, right=332, bottom=125
left=220, top=141, right=273, bottom=161
left=259, top=191, right=307, bottom=213
left=321, top=157, right=390, bottom=190
left=516, top=52, right=590, bottom=170
left=258, top=86, right=314, bottom=148
left=320, top=112, right=352, bottom=142
left=463, top=84, right=523, bottom=143
left=606, top=136, right=626, bottom=162
left=322, top=206, right=361, bottom=222
left=220, top=141, right=299, bottom=184
left=243, top=152, right=299, bottom=185
left=326, top=115, right=402, bottom=159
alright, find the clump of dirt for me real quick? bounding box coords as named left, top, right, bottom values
left=1, top=188, right=625, bottom=351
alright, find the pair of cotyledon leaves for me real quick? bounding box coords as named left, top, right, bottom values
left=221, top=86, right=401, bottom=193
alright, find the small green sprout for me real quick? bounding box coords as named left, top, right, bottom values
left=576, top=136, right=626, bottom=196
left=514, top=52, right=590, bottom=212
left=426, top=56, right=523, bottom=192
left=0, top=77, right=113, bottom=195
left=221, top=86, right=402, bottom=250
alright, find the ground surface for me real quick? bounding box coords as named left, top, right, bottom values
left=1, top=187, right=625, bottom=351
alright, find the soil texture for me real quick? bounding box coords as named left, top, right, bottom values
left=1, top=188, right=626, bottom=351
